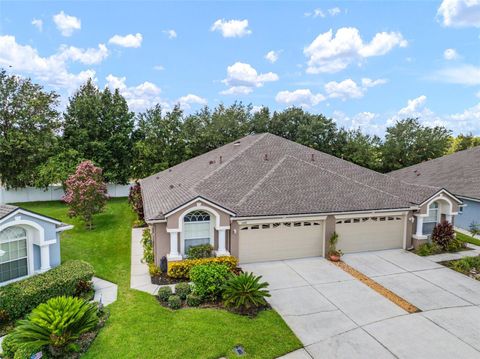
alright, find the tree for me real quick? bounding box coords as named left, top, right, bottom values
left=34, top=149, right=84, bottom=188
left=448, top=133, right=480, bottom=154
left=0, top=69, right=60, bottom=188
left=62, top=80, right=134, bottom=184
left=132, top=105, right=187, bottom=178
left=381, top=118, right=451, bottom=172
left=335, top=129, right=382, bottom=170
left=63, top=161, right=108, bottom=230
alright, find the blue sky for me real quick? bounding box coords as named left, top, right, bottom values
left=0, top=0, right=479, bottom=135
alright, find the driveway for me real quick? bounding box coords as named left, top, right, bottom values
left=242, top=251, right=480, bottom=359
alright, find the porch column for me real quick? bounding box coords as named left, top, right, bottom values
left=416, top=216, right=424, bottom=237
left=215, top=229, right=229, bottom=257
left=39, top=244, right=51, bottom=272
left=167, top=232, right=182, bottom=261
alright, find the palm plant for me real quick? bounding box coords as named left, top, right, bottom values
left=222, top=272, right=270, bottom=313
left=9, top=296, right=99, bottom=356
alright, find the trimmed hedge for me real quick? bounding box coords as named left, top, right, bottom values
left=167, top=256, right=238, bottom=279
left=0, top=260, right=94, bottom=323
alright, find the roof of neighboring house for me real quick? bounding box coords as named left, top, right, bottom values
left=140, top=133, right=444, bottom=221
left=389, top=146, right=480, bottom=201
left=0, top=204, right=71, bottom=229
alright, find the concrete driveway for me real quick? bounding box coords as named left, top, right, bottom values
left=242, top=251, right=480, bottom=359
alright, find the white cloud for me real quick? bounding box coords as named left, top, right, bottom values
left=437, top=0, right=480, bottom=27
left=163, top=29, right=177, bottom=39
left=56, top=44, right=108, bottom=65
left=265, top=50, right=280, bottom=63
left=0, top=35, right=98, bottom=92
left=304, top=27, right=407, bottom=73
left=105, top=74, right=166, bottom=112
left=443, top=48, right=459, bottom=60
left=433, top=65, right=480, bottom=85
left=176, top=94, right=207, bottom=109
left=333, top=110, right=384, bottom=135
left=221, top=62, right=278, bottom=95
left=328, top=7, right=342, bottom=16
left=31, top=18, right=43, bottom=31
left=153, top=65, right=165, bottom=71
left=211, top=19, right=251, bottom=38
left=324, top=78, right=387, bottom=100
left=398, top=95, right=428, bottom=117
left=108, top=33, right=143, bottom=48
left=275, top=89, right=325, bottom=108
left=53, top=11, right=81, bottom=37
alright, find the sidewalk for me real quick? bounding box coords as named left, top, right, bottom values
left=130, top=227, right=161, bottom=295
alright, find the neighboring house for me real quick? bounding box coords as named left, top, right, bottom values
left=389, top=146, right=480, bottom=231
left=140, top=133, right=461, bottom=264
left=0, top=204, right=72, bottom=285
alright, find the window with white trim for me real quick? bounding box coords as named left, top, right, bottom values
left=0, top=227, right=28, bottom=283
left=423, top=202, right=439, bottom=236
left=183, top=211, right=211, bottom=253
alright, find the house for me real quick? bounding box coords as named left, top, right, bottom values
left=140, top=133, right=461, bottom=264
left=0, top=204, right=72, bottom=285
left=389, top=146, right=480, bottom=231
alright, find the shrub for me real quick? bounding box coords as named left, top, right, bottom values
left=1, top=334, right=18, bottom=358
left=175, top=282, right=191, bottom=300
left=451, top=256, right=480, bottom=273
left=415, top=242, right=441, bottom=256
left=190, top=264, right=230, bottom=301
left=74, top=279, right=94, bottom=298
left=223, top=272, right=270, bottom=313
left=0, top=260, right=94, bottom=323
left=149, top=263, right=161, bottom=276
left=186, top=293, right=202, bottom=307
left=168, top=295, right=182, bottom=309
left=157, top=286, right=173, bottom=302
left=469, top=222, right=480, bottom=237
left=8, top=296, right=99, bottom=357
left=168, top=256, right=238, bottom=279
left=431, top=221, right=455, bottom=250
left=446, top=238, right=466, bottom=252
left=128, top=181, right=144, bottom=221
left=187, top=244, right=214, bottom=259
left=141, top=228, right=154, bottom=264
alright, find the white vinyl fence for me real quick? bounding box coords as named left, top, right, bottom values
left=0, top=183, right=133, bottom=204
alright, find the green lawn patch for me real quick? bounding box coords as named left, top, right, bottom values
left=18, top=199, right=301, bottom=359
left=456, top=231, right=480, bottom=246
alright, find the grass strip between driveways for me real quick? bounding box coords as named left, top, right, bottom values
left=456, top=231, right=480, bottom=247
left=332, top=261, right=420, bottom=314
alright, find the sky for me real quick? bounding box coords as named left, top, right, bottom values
left=0, top=0, right=479, bottom=136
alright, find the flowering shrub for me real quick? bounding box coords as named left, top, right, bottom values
left=63, top=160, right=108, bottom=229
left=128, top=182, right=144, bottom=221
left=168, top=256, right=238, bottom=279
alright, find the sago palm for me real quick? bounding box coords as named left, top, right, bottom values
left=9, top=296, right=99, bottom=355
left=222, top=272, right=270, bottom=312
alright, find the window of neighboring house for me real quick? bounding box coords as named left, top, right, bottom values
left=183, top=210, right=211, bottom=253
left=423, top=202, right=439, bottom=236
left=0, top=227, right=28, bottom=283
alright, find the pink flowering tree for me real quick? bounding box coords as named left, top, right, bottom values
left=63, top=160, right=108, bottom=230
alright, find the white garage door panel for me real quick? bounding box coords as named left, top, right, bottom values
left=239, top=222, right=324, bottom=263
left=336, top=216, right=404, bottom=253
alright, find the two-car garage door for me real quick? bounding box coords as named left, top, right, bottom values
left=238, top=221, right=324, bottom=263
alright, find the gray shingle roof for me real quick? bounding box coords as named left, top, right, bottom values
left=389, top=146, right=480, bottom=200
left=140, top=133, right=441, bottom=220
left=0, top=204, right=18, bottom=220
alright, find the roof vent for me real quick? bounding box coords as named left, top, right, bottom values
left=233, top=141, right=241, bottom=146
left=311, top=154, right=315, bottom=162
left=219, top=155, right=223, bottom=164
left=156, top=176, right=160, bottom=180
left=169, top=184, right=174, bottom=189
left=209, top=160, right=215, bottom=165
left=264, top=153, right=268, bottom=161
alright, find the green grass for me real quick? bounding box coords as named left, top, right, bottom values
left=18, top=199, right=301, bottom=359
left=456, top=231, right=480, bottom=246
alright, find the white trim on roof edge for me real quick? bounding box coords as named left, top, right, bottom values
left=1, top=208, right=63, bottom=226
left=163, top=196, right=236, bottom=218
left=418, top=189, right=462, bottom=206
left=457, top=195, right=480, bottom=203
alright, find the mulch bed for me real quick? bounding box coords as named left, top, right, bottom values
left=332, top=260, right=420, bottom=314
left=151, top=273, right=186, bottom=285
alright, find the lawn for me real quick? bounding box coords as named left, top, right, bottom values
left=18, top=199, right=301, bottom=359
left=456, top=231, right=480, bottom=246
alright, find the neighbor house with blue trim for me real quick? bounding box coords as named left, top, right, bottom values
left=0, top=204, right=72, bottom=285
left=389, top=146, right=480, bottom=232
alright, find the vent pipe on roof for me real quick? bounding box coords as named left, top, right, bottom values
left=234, top=141, right=241, bottom=146
left=264, top=153, right=268, bottom=161
left=311, top=154, right=315, bottom=162
left=219, top=155, right=223, bottom=164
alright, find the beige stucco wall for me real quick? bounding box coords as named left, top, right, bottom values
left=230, top=221, right=240, bottom=258
left=152, top=222, right=170, bottom=266
left=418, top=192, right=460, bottom=215
left=166, top=199, right=231, bottom=230
left=323, top=215, right=336, bottom=255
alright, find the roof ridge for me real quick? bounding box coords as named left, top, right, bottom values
left=236, top=156, right=288, bottom=207
left=192, top=133, right=268, bottom=192
left=288, top=155, right=406, bottom=202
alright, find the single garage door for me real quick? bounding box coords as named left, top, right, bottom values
left=239, top=221, right=324, bottom=263
left=335, top=215, right=405, bottom=253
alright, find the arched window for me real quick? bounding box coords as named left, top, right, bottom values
left=183, top=210, right=211, bottom=253
left=0, top=227, right=28, bottom=282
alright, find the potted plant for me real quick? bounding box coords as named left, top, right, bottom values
left=328, top=232, right=343, bottom=262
